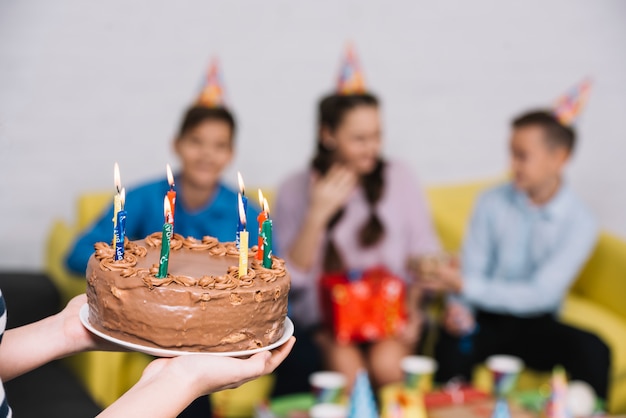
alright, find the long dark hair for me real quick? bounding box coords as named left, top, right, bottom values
left=312, top=93, right=386, bottom=272
left=177, top=105, right=236, bottom=141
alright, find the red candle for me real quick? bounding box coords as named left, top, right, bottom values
left=256, top=189, right=268, bottom=261
left=166, top=164, right=176, bottom=225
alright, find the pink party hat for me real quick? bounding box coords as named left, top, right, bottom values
left=545, top=366, right=572, bottom=418
left=348, top=370, right=378, bottom=418
left=336, top=43, right=367, bottom=95
left=196, top=58, right=227, bottom=108
left=553, top=78, right=592, bottom=126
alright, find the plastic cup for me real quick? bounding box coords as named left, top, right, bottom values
left=309, top=371, right=347, bottom=404
left=309, top=403, right=347, bottom=418
left=400, top=356, right=438, bottom=392
left=485, top=355, right=524, bottom=396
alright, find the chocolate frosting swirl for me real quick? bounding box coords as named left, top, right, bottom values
left=93, top=234, right=286, bottom=289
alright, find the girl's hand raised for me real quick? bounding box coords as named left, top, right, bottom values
left=309, top=165, right=358, bottom=227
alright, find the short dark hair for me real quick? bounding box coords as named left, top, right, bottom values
left=177, top=105, right=236, bottom=141
left=512, top=110, right=576, bottom=152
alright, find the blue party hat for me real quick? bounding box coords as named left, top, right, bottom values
left=492, top=398, right=511, bottom=418
left=348, top=370, right=378, bottom=418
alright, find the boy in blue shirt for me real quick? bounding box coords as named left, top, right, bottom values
left=426, top=110, right=610, bottom=400
left=66, top=91, right=260, bottom=277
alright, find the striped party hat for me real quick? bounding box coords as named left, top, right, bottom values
left=196, top=58, right=227, bottom=108
left=553, top=78, right=592, bottom=126
left=336, top=44, right=367, bottom=95
left=545, top=366, right=573, bottom=418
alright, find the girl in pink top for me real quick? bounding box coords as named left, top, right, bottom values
left=274, top=91, right=440, bottom=388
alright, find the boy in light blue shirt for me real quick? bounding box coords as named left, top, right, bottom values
left=427, top=110, right=610, bottom=400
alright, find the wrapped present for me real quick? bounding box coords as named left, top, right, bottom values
left=320, top=267, right=407, bottom=344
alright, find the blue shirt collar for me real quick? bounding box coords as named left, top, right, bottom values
left=510, top=181, right=572, bottom=220
left=173, top=173, right=233, bottom=215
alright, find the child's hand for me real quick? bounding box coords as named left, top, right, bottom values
left=142, top=336, right=296, bottom=396
left=443, top=302, right=475, bottom=337
left=57, top=294, right=123, bottom=354
left=309, top=165, right=358, bottom=226
left=418, top=262, right=463, bottom=294
left=97, top=337, right=296, bottom=417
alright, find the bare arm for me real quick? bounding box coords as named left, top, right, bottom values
left=0, top=294, right=101, bottom=381
left=0, top=292, right=295, bottom=418
left=98, top=337, right=295, bottom=418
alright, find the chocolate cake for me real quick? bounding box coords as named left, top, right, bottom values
left=85, top=232, right=290, bottom=352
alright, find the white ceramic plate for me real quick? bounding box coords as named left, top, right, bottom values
left=79, top=304, right=294, bottom=358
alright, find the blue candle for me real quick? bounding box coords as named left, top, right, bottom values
left=236, top=172, right=248, bottom=249
left=114, top=188, right=126, bottom=261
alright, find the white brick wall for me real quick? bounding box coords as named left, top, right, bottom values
left=1, top=0, right=625, bottom=270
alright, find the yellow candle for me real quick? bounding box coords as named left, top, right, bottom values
left=239, top=230, right=249, bottom=277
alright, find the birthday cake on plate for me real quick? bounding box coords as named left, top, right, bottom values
left=85, top=232, right=290, bottom=352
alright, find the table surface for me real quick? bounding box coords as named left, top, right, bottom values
left=270, top=393, right=538, bottom=418
left=270, top=391, right=615, bottom=418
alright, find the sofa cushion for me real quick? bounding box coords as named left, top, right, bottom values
left=77, top=192, right=110, bottom=230
left=425, top=178, right=500, bottom=251
left=570, top=232, right=626, bottom=321
left=561, top=294, right=626, bottom=412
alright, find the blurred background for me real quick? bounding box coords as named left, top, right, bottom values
left=1, top=0, right=625, bottom=271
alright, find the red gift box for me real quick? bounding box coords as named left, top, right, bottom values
left=319, top=267, right=408, bottom=344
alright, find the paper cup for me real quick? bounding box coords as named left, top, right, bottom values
left=309, top=371, right=347, bottom=404
left=309, top=403, right=347, bottom=418
left=400, top=356, right=438, bottom=392
left=486, top=355, right=524, bottom=396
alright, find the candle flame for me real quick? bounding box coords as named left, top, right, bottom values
left=166, top=164, right=174, bottom=188
left=238, top=193, right=247, bottom=226
left=114, top=162, right=121, bottom=193
left=258, top=189, right=264, bottom=207
left=120, top=188, right=126, bottom=209
left=237, top=171, right=245, bottom=195
left=163, top=196, right=172, bottom=218
left=263, top=197, right=270, bottom=215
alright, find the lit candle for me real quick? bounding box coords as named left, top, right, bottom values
left=261, top=198, right=273, bottom=268
left=256, top=189, right=268, bottom=261
left=166, top=163, right=176, bottom=224
left=156, top=197, right=173, bottom=279
left=114, top=188, right=127, bottom=261
left=112, top=162, right=122, bottom=245
left=238, top=194, right=249, bottom=277
left=236, top=171, right=248, bottom=249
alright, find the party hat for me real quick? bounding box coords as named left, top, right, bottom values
left=545, top=366, right=572, bottom=418
left=336, top=44, right=367, bottom=95
left=492, top=398, right=512, bottom=418
left=196, top=59, right=227, bottom=108
left=553, top=78, right=592, bottom=126
left=348, top=370, right=378, bottom=418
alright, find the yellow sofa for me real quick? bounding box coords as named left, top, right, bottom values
left=46, top=180, right=626, bottom=413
